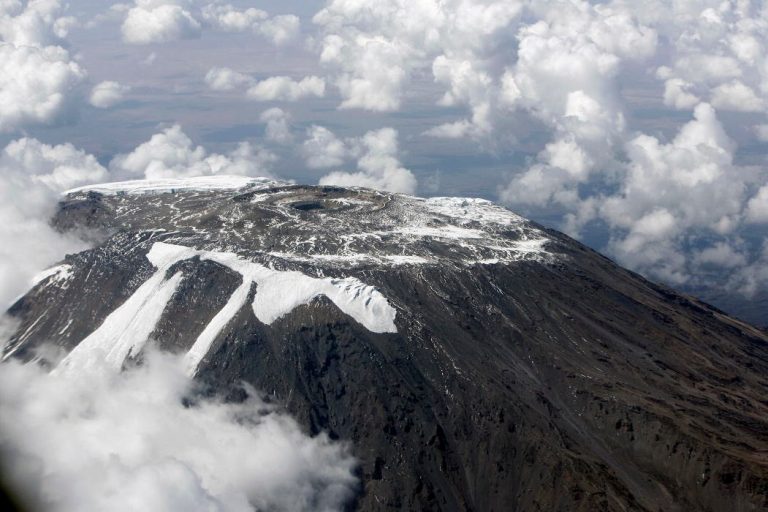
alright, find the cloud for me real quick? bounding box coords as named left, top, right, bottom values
left=728, top=241, right=768, bottom=297
left=204, top=67, right=252, bottom=91
left=0, top=349, right=358, bottom=512
left=0, top=1, right=87, bottom=132
left=122, top=1, right=202, bottom=45
left=746, top=185, right=768, bottom=224
left=259, top=107, right=293, bottom=144
left=315, top=127, right=417, bottom=194
left=247, top=76, right=326, bottom=102
left=256, top=14, right=300, bottom=46
left=302, top=125, right=348, bottom=169
left=0, top=44, right=86, bottom=132
left=0, top=0, right=75, bottom=47
left=0, top=137, right=108, bottom=308
left=312, top=0, right=524, bottom=112
left=120, top=2, right=300, bottom=46
left=710, top=80, right=764, bottom=112
left=200, top=3, right=267, bottom=32
left=89, top=81, right=131, bottom=108
left=650, top=2, right=768, bottom=115
left=205, top=71, right=325, bottom=102
left=598, top=104, right=748, bottom=283
left=109, top=124, right=277, bottom=180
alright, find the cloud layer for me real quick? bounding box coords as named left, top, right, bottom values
left=121, top=1, right=300, bottom=46
left=0, top=137, right=108, bottom=308
left=0, top=350, right=358, bottom=512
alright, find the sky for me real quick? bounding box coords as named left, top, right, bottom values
left=1, top=1, right=768, bottom=509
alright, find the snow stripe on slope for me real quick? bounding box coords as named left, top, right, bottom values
left=54, top=269, right=183, bottom=375
left=183, top=277, right=253, bottom=376
left=56, top=241, right=398, bottom=375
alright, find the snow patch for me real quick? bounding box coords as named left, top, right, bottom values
left=30, top=264, right=73, bottom=288
left=422, top=196, right=528, bottom=225
left=57, top=242, right=398, bottom=376
left=65, top=175, right=285, bottom=196
left=55, top=266, right=184, bottom=375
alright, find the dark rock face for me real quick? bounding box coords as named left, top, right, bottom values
left=4, top=180, right=768, bottom=511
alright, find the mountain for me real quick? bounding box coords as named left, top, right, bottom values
left=4, top=176, right=768, bottom=511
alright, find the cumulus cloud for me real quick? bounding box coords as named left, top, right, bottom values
left=313, top=0, right=524, bottom=112
left=200, top=3, right=267, bottom=32
left=120, top=2, right=300, bottom=46
left=89, top=80, right=131, bottom=108
left=302, top=125, right=348, bottom=169
left=650, top=2, right=768, bottom=115
left=205, top=70, right=325, bottom=102
left=0, top=137, right=108, bottom=307
left=0, top=1, right=87, bottom=132
left=0, top=349, right=358, bottom=512
left=256, top=14, right=300, bottom=46
left=247, top=76, right=325, bottom=102
left=109, top=124, right=277, bottom=180
left=121, top=0, right=202, bottom=45
left=259, top=107, right=293, bottom=144
left=204, top=66, right=252, bottom=91
left=312, top=127, right=417, bottom=194
left=746, top=185, right=768, bottom=224
left=0, top=0, right=76, bottom=47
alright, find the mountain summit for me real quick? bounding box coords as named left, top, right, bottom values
left=4, top=177, right=768, bottom=511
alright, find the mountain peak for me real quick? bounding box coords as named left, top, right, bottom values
left=61, top=180, right=554, bottom=269
left=6, top=180, right=768, bottom=511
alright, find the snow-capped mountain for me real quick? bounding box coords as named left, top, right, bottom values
left=5, top=176, right=768, bottom=511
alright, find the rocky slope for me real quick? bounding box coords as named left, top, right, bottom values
left=4, top=176, right=768, bottom=511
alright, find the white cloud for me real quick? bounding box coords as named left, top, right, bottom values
left=312, top=0, right=524, bottom=112
left=649, top=2, right=768, bottom=114
left=247, top=76, right=325, bottom=102
left=317, top=127, right=417, bottom=194
left=301, top=125, right=348, bottom=170
left=204, top=66, right=252, bottom=91
left=710, top=80, right=764, bottom=112
left=89, top=80, right=131, bottom=108
left=118, top=2, right=301, bottom=46
left=0, top=44, right=86, bottom=132
left=259, top=107, right=292, bottom=144
left=728, top=241, right=768, bottom=297
left=205, top=72, right=325, bottom=101
left=0, top=1, right=87, bottom=132
left=0, top=137, right=108, bottom=307
left=662, top=77, right=700, bottom=110
left=256, top=14, right=300, bottom=46
left=746, top=185, right=768, bottom=224
left=0, top=0, right=74, bottom=47
left=122, top=1, right=202, bottom=45
left=598, top=104, right=747, bottom=282
left=694, top=242, right=748, bottom=269
left=201, top=3, right=267, bottom=32
left=755, top=124, right=768, bottom=142
left=110, top=124, right=277, bottom=180
left=0, top=350, right=358, bottom=512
